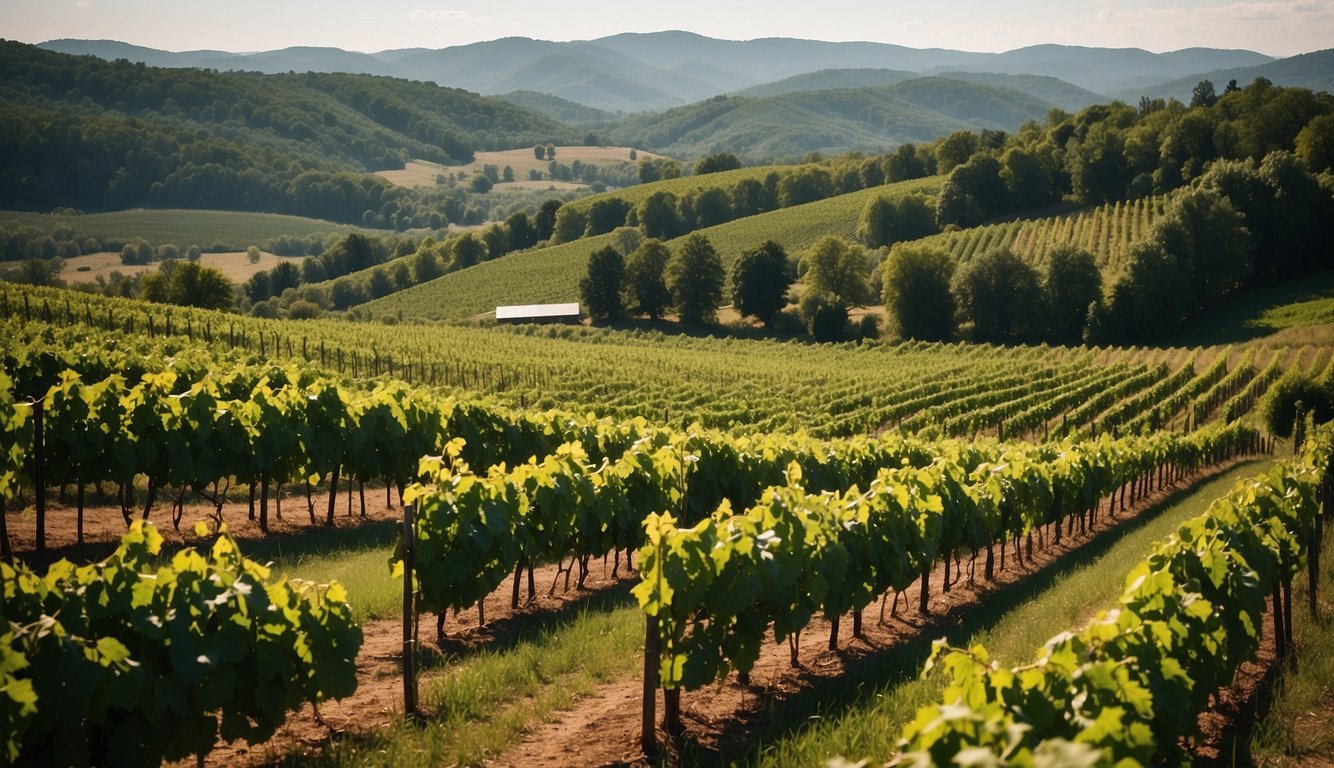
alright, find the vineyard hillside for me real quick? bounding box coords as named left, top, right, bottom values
left=906, top=194, right=1170, bottom=278
left=364, top=176, right=943, bottom=321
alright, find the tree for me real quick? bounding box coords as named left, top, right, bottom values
left=611, top=227, right=644, bottom=257
left=120, top=238, right=153, bottom=265
left=1152, top=186, right=1252, bottom=311
left=1296, top=114, right=1334, bottom=173
left=936, top=130, right=980, bottom=172
left=625, top=239, right=672, bottom=320
left=637, top=191, right=682, bottom=239
left=731, top=178, right=775, bottom=217
left=777, top=167, right=833, bottom=207
left=162, top=261, right=231, bottom=309
left=270, top=260, right=301, bottom=295
left=1102, top=241, right=1192, bottom=342
left=800, top=236, right=872, bottom=309
left=580, top=246, right=626, bottom=323
left=186, top=245, right=202, bottom=261
left=329, top=278, right=366, bottom=310
left=694, top=152, right=742, bottom=175
left=535, top=200, right=561, bottom=242
left=937, top=154, right=1006, bottom=228
left=502, top=165, right=515, bottom=182
left=584, top=198, right=631, bottom=236
left=551, top=206, right=588, bottom=244
left=1041, top=245, right=1102, bottom=344
left=1066, top=123, right=1128, bottom=204
left=881, top=244, right=955, bottom=341
left=951, top=248, right=1044, bottom=343
left=246, top=245, right=261, bottom=264
left=801, top=291, right=850, bottom=342
left=534, top=144, right=546, bottom=160
left=667, top=233, right=725, bottom=325
left=412, top=247, right=444, bottom=284
left=368, top=267, right=393, bottom=299
left=1191, top=79, right=1218, bottom=109
left=504, top=212, right=539, bottom=250
left=732, top=240, right=792, bottom=327
left=691, top=188, right=732, bottom=228
left=1000, top=146, right=1053, bottom=209
left=885, top=143, right=931, bottom=181
left=856, top=194, right=938, bottom=248
left=450, top=233, right=486, bottom=270
left=469, top=174, right=493, bottom=193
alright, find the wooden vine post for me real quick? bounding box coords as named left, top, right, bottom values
left=641, top=615, right=659, bottom=755
left=402, top=503, right=419, bottom=718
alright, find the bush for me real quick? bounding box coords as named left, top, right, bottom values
left=1261, top=373, right=1332, bottom=437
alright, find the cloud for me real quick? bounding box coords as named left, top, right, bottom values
left=409, top=9, right=486, bottom=22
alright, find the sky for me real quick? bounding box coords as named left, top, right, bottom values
left=3, top=0, right=1332, bottom=57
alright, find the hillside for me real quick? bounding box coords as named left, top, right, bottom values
left=361, top=176, right=942, bottom=321
left=498, top=91, right=616, bottom=122
left=0, top=41, right=575, bottom=224
left=38, top=33, right=1291, bottom=115
left=603, top=77, right=1056, bottom=159
left=1112, top=48, right=1334, bottom=102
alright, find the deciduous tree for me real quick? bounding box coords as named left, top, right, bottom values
left=667, top=233, right=725, bottom=325
left=731, top=240, right=792, bottom=327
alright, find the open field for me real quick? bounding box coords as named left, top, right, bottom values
left=376, top=147, right=664, bottom=188
left=61, top=250, right=305, bottom=285
left=0, top=209, right=383, bottom=248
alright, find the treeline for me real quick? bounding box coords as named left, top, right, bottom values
left=932, top=77, right=1334, bottom=230
left=0, top=40, right=577, bottom=224
left=550, top=145, right=938, bottom=245
left=878, top=149, right=1333, bottom=345
left=577, top=230, right=884, bottom=343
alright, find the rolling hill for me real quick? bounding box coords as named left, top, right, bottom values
left=38, top=33, right=1296, bottom=115
left=1111, top=48, right=1334, bottom=102
left=602, top=77, right=1058, bottom=159
left=0, top=41, right=575, bottom=224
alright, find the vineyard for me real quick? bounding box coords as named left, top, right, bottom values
left=909, top=194, right=1170, bottom=277
left=362, top=175, right=943, bottom=321
left=1, top=278, right=1331, bottom=767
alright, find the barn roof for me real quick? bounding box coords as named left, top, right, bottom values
left=495, top=302, right=581, bottom=320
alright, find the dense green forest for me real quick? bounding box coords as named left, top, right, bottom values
left=0, top=41, right=577, bottom=225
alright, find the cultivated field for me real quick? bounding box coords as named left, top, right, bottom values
left=375, top=147, right=664, bottom=189
left=61, top=250, right=305, bottom=284
left=0, top=209, right=380, bottom=248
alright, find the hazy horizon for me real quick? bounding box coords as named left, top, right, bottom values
left=5, top=0, right=1333, bottom=58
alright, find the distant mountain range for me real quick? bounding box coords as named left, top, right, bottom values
left=40, top=32, right=1325, bottom=115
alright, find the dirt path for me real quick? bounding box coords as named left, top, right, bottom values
left=502, top=460, right=1260, bottom=767
left=4, top=483, right=402, bottom=567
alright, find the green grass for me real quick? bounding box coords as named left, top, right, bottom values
left=365, top=175, right=942, bottom=321
left=1168, top=268, right=1334, bottom=347
left=1247, top=522, right=1334, bottom=766
left=0, top=209, right=386, bottom=248
left=736, top=458, right=1274, bottom=768
left=239, top=520, right=402, bottom=624
left=281, top=596, right=645, bottom=767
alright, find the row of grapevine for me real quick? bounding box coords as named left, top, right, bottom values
left=3, top=285, right=1286, bottom=440
left=1120, top=347, right=1232, bottom=433
left=892, top=424, right=1332, bottom=765
left=916, top=195, right=1169, bottom=275
left=1191, top=346, right=1256, bottom=425
left=631, top=424, right=1262, bottom=739
left=1, top=521, right=362, bottom=766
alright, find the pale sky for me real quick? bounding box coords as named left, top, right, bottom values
left=3, top=0, right=1332, bottom=57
